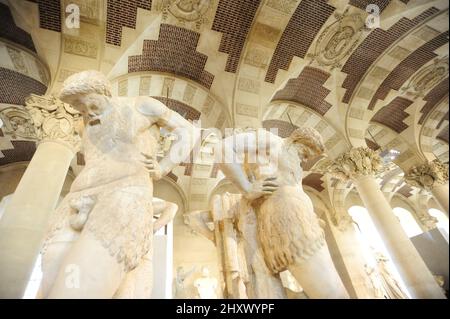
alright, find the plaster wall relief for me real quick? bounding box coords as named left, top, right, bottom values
left=6, top=46, right=28, bottom=75
left=158, top=0, right=217, bottom=32
left=0, top=107, right=36, bottom=140
left=63, top=36, right=99, bottom=59
left=0, top=41, right=50, bottom=87
left=401, top=57, right=449, bottom=99
left=308, top=12, right=366, bottom=70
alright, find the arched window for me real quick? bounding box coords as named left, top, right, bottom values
left=392, top=207, right=423, bottom=238
left=428, top=208, right=449, bottom=239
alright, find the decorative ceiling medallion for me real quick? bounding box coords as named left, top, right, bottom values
left=308, top=13, right=365, bottom=69
left=401, top=56, right=449, bottom=98
left=160, top=0, right=214, bottom=30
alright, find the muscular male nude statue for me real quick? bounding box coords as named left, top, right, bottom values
left=218, top=128, right=349, bottom=298
left=40, top=70, right=194, bottom=298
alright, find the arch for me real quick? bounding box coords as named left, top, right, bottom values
left=392, top=207, right=423, bottom=238
left=428, top=208, right=449, bottom=238
left=109, top=72, right=232, bottom=130
left=263, top=101, right=349, bottom=159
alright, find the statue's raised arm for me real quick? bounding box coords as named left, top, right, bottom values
left=136, top=96, right=196, bottom=180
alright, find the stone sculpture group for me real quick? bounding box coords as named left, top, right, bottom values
left=38, top=70, right=348, bottom=299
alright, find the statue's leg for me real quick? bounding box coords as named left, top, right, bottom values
left=38, top=238, right=77, bottom=298
left=47, top=186, right=152, bottom=299
left=132, top=252, right=153, bottom=298
left=288, top=245, right=349, bottom=299
left=38, top=198, right=80, bottom=299
left=47, top=230, right=125, bottom=298
left=114, top=252, right=152, bottom=299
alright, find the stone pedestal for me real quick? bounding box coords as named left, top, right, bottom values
left=328, top=147, right=445, bottom=299
left=0, top=95, right=80, bottom=298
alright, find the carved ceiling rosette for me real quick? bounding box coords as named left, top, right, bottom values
left=307, top=12, right=365, bottom=70
left=405, top=159, right=449, bottom=191
left=0, top=106, right=36, bottom=139
left=24, top=94, right=82, bottom=150
left=317, top=147, right=384, bottom=181
left=159, top=0, right=214, bottom=30
left=401, top=56, right=449, bottom=98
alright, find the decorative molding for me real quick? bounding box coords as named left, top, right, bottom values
left=160, top=0, right=214, bottom=31
left=63, top=36, right=99, bottom=59
left=24, top=94, right=82, bottom=150
left=265, top=0, right=297, bottom=15
left=402, top=57, right=449, bottom=98
left=405, top=159, right=449, bottom=190
left=0, top=106, right=36, bottom=139
left=308, top=13, right=365, bottom=70
left=238, top=77, right=260, bottom=94
left=321, top=147, right=384, bottom=180
left=6, top=46, right=28, bottom=75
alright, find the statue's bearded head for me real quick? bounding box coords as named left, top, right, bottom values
left=287, top=127, right=325, bottom=161
left=59, top=70, right=112, bottom=121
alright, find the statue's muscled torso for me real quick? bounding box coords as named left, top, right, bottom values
left=71, top=97, right=159, bottom=192
left=44, top=98, right=162, bottom=274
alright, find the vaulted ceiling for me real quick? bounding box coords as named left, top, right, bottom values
left=0, top=0, right=448, bottom=205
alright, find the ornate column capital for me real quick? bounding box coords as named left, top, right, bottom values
left=405, top=160, right=449, bottom=191
left=24, top=94, right=82, bottom=151
left=325, top=147, right=384, bottom=181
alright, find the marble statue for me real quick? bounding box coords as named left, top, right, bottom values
left=114, top=198, right=179, bottom=299
left=40, top=196, right=178, bottom=299
left=39, top=70, right=194, bottom=298
left=218, top=128, right=349, bottom=298
left=373, top=251, right=408, bottom=299
left=174, top=266, right=197, bottom=299
left=185, top=193, right=287, bottom=299
left=194, top=267, right=218, bottom=299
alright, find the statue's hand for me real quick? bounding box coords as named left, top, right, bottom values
left=141, top=152, right=163, bottom=180
left=245, top=177, right=279, bottom=201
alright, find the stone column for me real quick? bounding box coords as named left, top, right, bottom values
left=0, top=94, right=81, bottom=298
left=325, top=208, right=378, bottom=298
left=405, top=160, right=449, bottom=217
left=327, top=147, right=445, bottom=299
left=320, top=178, right=376, bottom=299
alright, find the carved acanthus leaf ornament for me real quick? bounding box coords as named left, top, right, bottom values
left=25, top=94, right=82, bottom=150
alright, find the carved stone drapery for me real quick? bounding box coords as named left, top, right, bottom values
left=325, top=147, right=384, bottom=181
left=405, top=159, right=449, bottom=191
left=24, top=94, right=82, bottom=151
